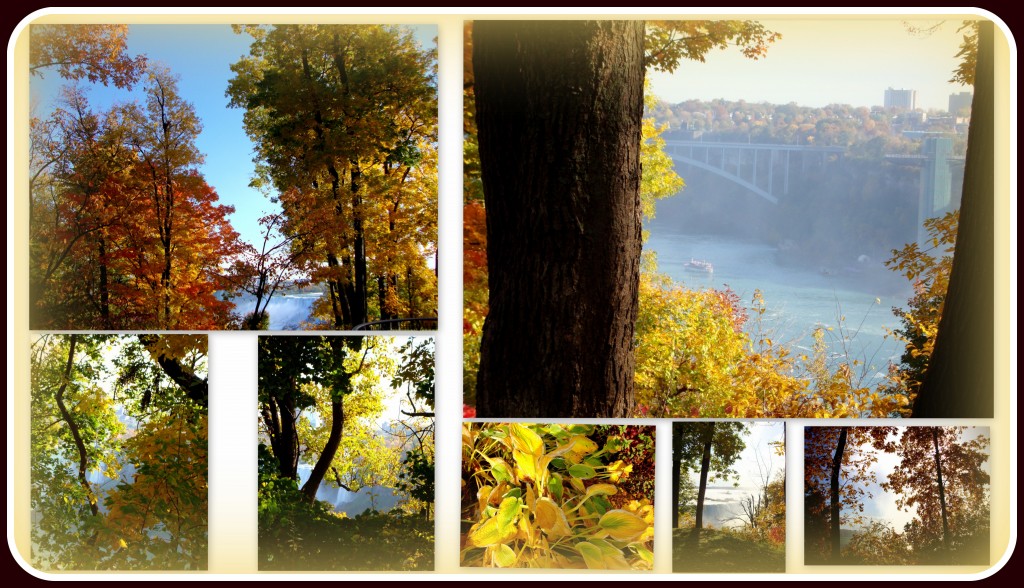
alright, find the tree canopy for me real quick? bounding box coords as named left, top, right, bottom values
left=30, top=24, right=147, bottom=89
left=30, top=63, right=241, bottom=330
left=256, top=335, right=435, bottom=570
left=31, top=334, right=208, bottom=570
left=804, top=426, right=989, bottom=565
left=227, top=25, right=438, bottom=329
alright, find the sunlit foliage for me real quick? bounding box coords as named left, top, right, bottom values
left=30, top=334, right=208, bottom=570
left=461, top=423, right=654, bottom=570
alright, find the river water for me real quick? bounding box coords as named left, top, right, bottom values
left=645, top=230, right=913, bottom=386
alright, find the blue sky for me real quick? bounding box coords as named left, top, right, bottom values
left=29, top=24, right=438, bottom=249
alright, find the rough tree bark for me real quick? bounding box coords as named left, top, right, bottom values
left=474, top=20, right=644, bottom=418
left=913, top=20, right=994, bottom=418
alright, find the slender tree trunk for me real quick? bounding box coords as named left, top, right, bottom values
left=913, top=20, right=994, bottom=417
left=695, top=423, right=714, bottom=532
left=830, top=427, right=848, bottom=562
left=301, top=397, right=344, bottom=501
left=351, top=165, right=368, bottom=326
left=53, top=335, right=99, bottom=517
left=474, top=20, right=644, bottom=418
left=931, top=427, right=951, bottom=552
left=97, top=235, right=110, bottom=329
left=300, top=337, right=359, bottom=500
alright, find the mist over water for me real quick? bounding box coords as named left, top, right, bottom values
left=646, top=230, right=912, bottom=385
left=232, top=293, right=324, bottom=330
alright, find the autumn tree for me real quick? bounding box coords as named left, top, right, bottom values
left=884, top=427, right=990, bottom=564
left=471, top=20, right=778, bottom=417
left=30, top=24, right=147, bottom=89
left=884, top=211, right=958, bottom=409
left=127, top=65, right=238, bottom=329
left=257, top=335, right=402, bottom=502
left=29, top=87, right=142, bottom=328
left=673, top=422, right=746, bottom=539
left=30, top=66, right=241, bottom=330
left=803, top=427, right=892, bottom=564
left=227, top=25, right=437, bottom=329
left=223, top=213, right=307, bottom=330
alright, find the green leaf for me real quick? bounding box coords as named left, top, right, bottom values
left=492, top=543, right=517, bottom=567
left=469, top=497, right=521, bottom=548
left=486, top=456, right=513, bottom=483
left=598, top=510, right=649, bottom=541
left=629, top=543, right=655, bottom=565
left=576, top=541, right=605, bottom=569
left=567, top=463, right=597, bottom=479
left=547, top=472, right=564, bottom=501
left=508, top=423, right=544, bottom=457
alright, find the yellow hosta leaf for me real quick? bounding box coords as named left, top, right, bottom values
left=469, top=496, right=521, bottom=547
left=582, top=483, right=618, bottom=501
left=477, top=484, right=493, bottom=513
left=587, top=538, right=632, bottom=570
left=534, top=497, right=572, bottom=539
left=576, top=541, right=605, bottom=569
left=508, top=423, right=544, bottom=457
left=630, top=543, right=654, bottom=565
left=566, top=435, right=599, bottom=462
left=569, top=476, right=586, bottom=494
left=485, top=456, right=514, bottom=483
left=496, top=496, right=521, bottom=527
left=512, top=449, right=538, bottom=481
left=598, top=510, right=650, bottom=541
left=492, top=543, right=517, bottom=568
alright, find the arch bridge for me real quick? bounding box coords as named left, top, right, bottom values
left=663, top=140, right=847, bottom=204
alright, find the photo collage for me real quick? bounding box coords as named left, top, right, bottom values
left=8, top=9, right=1015, bottom=579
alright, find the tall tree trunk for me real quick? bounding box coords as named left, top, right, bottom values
left=830, top=427, right=848, bottom=562
left=694, top=423, right=714, bottom=532
left=474, top=20, right=644, bottom=418
left=913, top=20, right=994, bottom=418
left=350, top=165, right=368, bottom=326
left=931, top=427, right=951, bottom=552
left=262, top=392, right=299, bottom=479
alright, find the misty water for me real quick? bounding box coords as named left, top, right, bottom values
left=296, top=464, right=402, bottom=516
left=231, top=293, right=324, bottom=330
left=691, top=486, right=760, bottom=529
left=645, top=230, right=913, bottom=386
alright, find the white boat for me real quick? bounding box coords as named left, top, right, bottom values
left=683, top=258, right=714, bottom=273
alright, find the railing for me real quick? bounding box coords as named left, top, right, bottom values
left=352, top=317, right=438, bottom=331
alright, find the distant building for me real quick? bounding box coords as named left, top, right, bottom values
left=885, top=87, right=917, bottom=110
left=948, top=91, right=973, bottom=115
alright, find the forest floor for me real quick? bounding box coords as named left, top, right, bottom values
left=672, top=527, right=785, bottom=573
